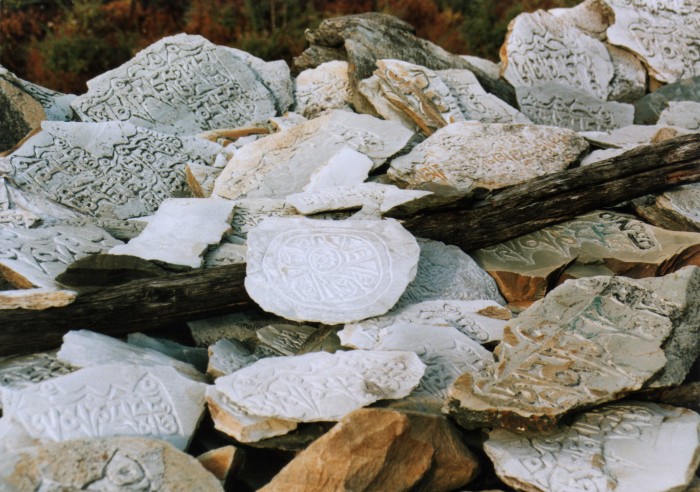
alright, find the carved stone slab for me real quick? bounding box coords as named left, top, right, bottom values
left=501, top=10, right=614, bottom=99
left=607, top=44, right=648, bottom=103
left=2, top=121, right=225, bottom=219
left=186, top=162, right=221, bottom=198
left=395, top=238, right=505, bottom=309
left=212, top=110, right=414, bottom=200
left=387, top=122, right=588, bottom=195
left=658, top=101, right=700, bottom=131
left=256, top=324, right=322, bottom=356
left=109, top=198, right=235, bottom=269
left=71, top=34, right=277, bottom=134
left=304, top=146, right=373, bottom=192
left=634, top=75, right=700, bottom=124
left=446, top=269, right=700, bottom=431
left=0, top=437, right=224, bottom=491
left=0, top=225, right=122, bottom=289
left=1, top=364, right=207, bottom=450
left=516, top=83, right=635, bottom=132
left=127, top=332, right=209, bottom=373
left=294, top=61, right=352, bottom=118
left=226, top=198, right=298, bottom=244
left=207, top=339, right=258, bottom=379
left=215, top=350, right=425, bottom=422
left=0, top=78, right=45, bottom=153
left=485, top=402, right=700, bottom=492
left=0, top=353, right=74, bottom=399
left=188, top=310, right=297, bottom=347
left=245, top=217, right=420, bottom=324
left=344, top=299, right=510, bottom=346
left=605, top=0, right=700, bottom=84
left=634, top=183, right=700, bottom=232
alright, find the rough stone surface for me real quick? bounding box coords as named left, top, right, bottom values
left=607, top=44, right=648, bottom=103
left=634, top=76, right=700, bottom=124
left=127, top=332, right=209, bottom=373
left=396, top=239, right=505, bottom=309
left=634, top=183, right=700, bottom=232
left=0, top=64, right=76, bottom=122
left=485, top=402, right=700, bottom=492
left=188, top=310, right=297, bottom=348
left=2, top=364, right=207, bottom=450
left=0, top=121, right=225, bottom=219
left=387, top=122, right=588, bottom=195
left=245, top=217, right=420, bottom=324
left=658, top=101, right=700, bottom=131
left=260, top=408, right=480, bottom=492
left=109, top=198, right=234, bottom=269
left=0, top=78, right=45, bottom=153
left=0, top=353, right=74, bottom=400
left=71, top=34, right=277, bottom=134
left=516, top=83, right=635, bottom=131
left=213, top=110, right=414, bottom=200
left=207, top=339, right=258, bottom=379
left=0, top=288, right=78, bottom=310
left=203, top=243, right=247, bottom=267
left=501, top=10, right=614, bottom=99
left=215, top=350, right=425, bottom=422
left=294, top=61, right=352, bottom=118
left=0, top=437, right=224, bottom=491
left=549, top=0, right=614, bottom=40
left=446, top=268, right=700, bottom=431
left=304, top=146, right=373, bottom=192
left=226, top=198, right=298, bottom=244
left=185, top=162, right=220, bottom=198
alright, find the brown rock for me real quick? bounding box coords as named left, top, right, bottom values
left=197, top=445, right=244, bottom=484
left=0, top=79, right=45, bottom=153
left=260, top=408, right=479, bottom=492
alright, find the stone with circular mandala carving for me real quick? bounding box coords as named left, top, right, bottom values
left=245, top=217, right=421, bottom=324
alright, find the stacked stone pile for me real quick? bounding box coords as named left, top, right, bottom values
left=0, top=1, right=700, bottom=490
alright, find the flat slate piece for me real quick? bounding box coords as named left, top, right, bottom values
left=485, top=402, right=700, bottom=492
left=245, top=217, right=420, bottom=324
left=0, top=121, right=225, bottom=219
left=71, top=34, right=277, bottom=134
left=294, top=61, right=352, bottom=118
left=1, top=364, right=207, bottom=450
left=215, top=350, right=425, bottom=422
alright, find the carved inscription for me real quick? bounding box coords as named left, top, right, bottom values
left=0, top=353, right=75, bottom=392
left=294, top=61, right=352, bottom=118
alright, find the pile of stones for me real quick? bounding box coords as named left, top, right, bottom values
left=1, top=1, right=699, bottom=490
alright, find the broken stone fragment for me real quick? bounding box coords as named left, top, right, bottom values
left=186, top=162, right=221, bottom=198
left=226, top=197, right=299, bottom=244
left=634, top=184, right=700, bottom=233
left=197, top=445, right=243, bottom=486
left=207, top=339, right=259, bottom=379
left=606, top=44, right=647, bottom=103
left=203, top=243, right=247, bottom=267
left=260, top=408, right=480, bottom=492
left=294, top=60, right=352, bottom=118
left=109, top=198, right=235, bottom=269
left=658, top=101, right=700, bottom=131
left=387, top=122, right=587, bottom=196
left=0, top=437, right=224, bottom=491
left=446, top=268, right=700, bottom=431
left=71, top=34, right=277, bottom=135
left=303, top=146, right=373, bottom=192
left=485, top=402, right=700, bottom=492
left=215, top=350, right=425, bottom=422
left=127, top=332, right=209, bottom=373
left=0, top=352, right=75, bottom=403
left=0, top=64, right=76, bottom=122
left=0, top=78, right=45, bottom=153
left=255, top=324, right=324, bottom=356
left=1, top=364, right=207, bottom=450
left=634, top=76, right=700, bottom=125
left=0, top=288, right=77, bottom=311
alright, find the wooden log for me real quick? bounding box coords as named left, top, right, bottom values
left=1, top=134, right=700, bottom=355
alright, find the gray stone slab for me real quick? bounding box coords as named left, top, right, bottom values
left=294, top=61, right=352, bottom=118
left=634, top=76, right=700, bottom=124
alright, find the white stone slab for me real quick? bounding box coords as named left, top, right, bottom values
left=304, top=146, right=373, bottom=192
left=109, top=198, right=234, bottom=269
left=245, top=217, right=420, bottom=324
left=186, top=162, right=221, bottom=198
left=127, top=332, right=208, bottom=373
left=658, top=101, right=700, bottom=131
left=207, top=339, right=258, bottom=379
left=71, top=34, right=277, bottom=134
left=358, top=76, right=419, bottom=132
left=294, top=61, right=352, bottom=118
left=227, top=198, right=299, bottom=244
left=2, top=364, right=207, bottom=450
left=215, top=350, right=425, bottom=422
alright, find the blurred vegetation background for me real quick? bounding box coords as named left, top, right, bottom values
left=0, top=0, right=577, bottom=94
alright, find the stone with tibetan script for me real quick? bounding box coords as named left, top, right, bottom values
left=387, top=122, right=587, bottom=195
left=0, top=353, right=74, bottom=401
left=294, top=60, right=352, bottom=118
left=0, top=288, right=77, bottom=310
left=607, top=44, right=648, bottom=103
left=358, top=76, right=420, bottom=132
left=245, top=217, right=420, bottom=324
left=216, top=350, right=425, bottom=422
left=548, top=0, right=613, bottom=41
left=395, top=239, right=505, bottom=310
left=109, top=198, right=234, bottom=269
left=57, top=330, right=206, bottom=382
left=445, top=269, right=700, bottom=431
left=605, top=0, right=700, bottom=84
left=1, top=364, right=207, bottom=449
left=0, top=437, right=224, bottom=492
left=437, top=69, right=530, bottom=124
left=204, top=243, right=247, bottom=267
left=344, top=300, right=510, bottom=346
left=634, top=184, right=700, bottom=232
left=207, top=339, right=258, bottom=379
left=473, top=210, right=700, bottom=304
left=71, top=34, right=277, bottom=134
left=1, top=121, right=226, bottom=219
left=658, top=101, right=700, bottom=131
left=186, top=162, right=221, bottom=198
left=0, top=78, right=45, bottom=153
left=213, top=110, right=414, bottom=200
left=634, top=76, right=700, bottom=124
left=516, top=83, right=635, bottom=132
left=501, top=10, right=614, bottom=99
left=0, top=225, right=122, bottom=289
left=226, top=198, right=298, bottom=244
left=485, top=401, right=700, bottom=492
left=0, top=210, right=39, bottom=229
left=188, top=310, right=299, bottom=348
left=256, top=324, right=323, bottom=356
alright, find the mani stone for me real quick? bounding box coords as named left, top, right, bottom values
left=634, top=184, right=700, bottom=232
left=516, top=83, right=635, bottom=132
left=186, top=162, right=221, bottom=198
left=214, top=350, right=425, bottom=422
left=109, top=198, right=235, bottom=269
left=0, top=437, right=224, bottom=492
left=245, top=217, right=420, bottom=324
left=212, top=110, right=414, bottom=200
left=0, top=225, right=122, bottom=289
left=1, top=364, right=207, bottom=450
left=0, top=121, right=225, bottom=219
left=474, top=210, right=700, bottom=304
left=207, top=339, right=258, bottom=379
left=395, top=239, right=505, bottom=310
left=256, top=324, right=325, bottom=356
left=0, top=353, right=74, bottom=402
left=387, top=122, right=588, bottom=196
left=501, top=10, right=614, bottom=100
left=605, top=0, right=700, bottom=84
left=485, top=402, right=700, bottom=492
left=0, top=288, right=77, bottom=310
left=260, top=408, right=480, bottom=492
left=344, top=300, right=510, bottom=346
left=227, top=197, right=298, bottom=244
left=71, top=34, right=277, bottom=135
left=0, top=78, right=45, bottom=153
left=188, top=310, right=298, bottom=347
left=445, top=268, right=700, bottom=432
left=294, top=60, right=352, bottom=118
left=658, top=101, right=700, bottom=131
left=634, top=76, right=700, bottom=124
